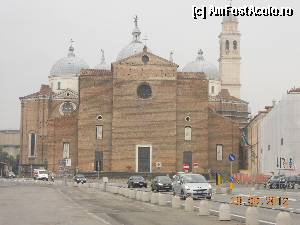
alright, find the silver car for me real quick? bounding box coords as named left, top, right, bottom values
left=173, top=173, right=212, bottom=200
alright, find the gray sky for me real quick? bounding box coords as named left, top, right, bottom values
left=0, top=0, right=299, bottom=130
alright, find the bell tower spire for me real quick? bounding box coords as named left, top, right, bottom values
left=218, top=5, right=241, bottom=98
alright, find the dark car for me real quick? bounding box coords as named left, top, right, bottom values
left=265, top=175, right=287, bottom=189
left=286, top=176, right=300, bottom=189
left=127, top=176, right=147, bottom=188
left=73, top=174, right=87, bottom=184
left=151, top=176, right=172, bottom=192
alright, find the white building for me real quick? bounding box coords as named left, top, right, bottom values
left=261, top=88, right=300, bottom=175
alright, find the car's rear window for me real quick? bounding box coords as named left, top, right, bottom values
left=39, top=171, right=47, bottom=174
left=157, top=176, right=171, bottom=183
left=131, top=176, right=144, bottom=181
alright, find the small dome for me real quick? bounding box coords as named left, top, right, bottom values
left=50, top=42, right=89, bottom=76
left=116, top=15, right=150, bottom=61
left=182, top=49, right=219, bottom=80
left=95, top=49, right=111, bottom=70
left=117, top=41, right=146, bottom=61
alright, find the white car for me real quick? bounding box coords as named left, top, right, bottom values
left=33, top=169, right=49, bottom=181
left=173, top=173, right=212, bottom=200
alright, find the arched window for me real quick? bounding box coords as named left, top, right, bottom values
left=225, top=40, right=230, bottom=50
left=211, top=86, right=215, bottom=94
left=28, top=132, right=37, bottom=157
left=233, top=40, right=238, bottom=50
left=185, top=126, right=192, bottom=141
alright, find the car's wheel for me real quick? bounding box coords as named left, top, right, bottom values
left=288, top=182, right=294, bottom=189
left=206, top=196, right=212, bottom=200
left=181, top=190, right=186, bottom=200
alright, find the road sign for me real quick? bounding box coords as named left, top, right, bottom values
left=193, top=162, right=199, bottom=169
left=229, top=176, right=234, bottom=182
left=156, top=161, right=162, bottom=168
left=183, top=164, right=190, bottom=170
left=229, top=154, right=236, bottom=161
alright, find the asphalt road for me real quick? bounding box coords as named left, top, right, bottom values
left=0, top=179, right=239, bottom=225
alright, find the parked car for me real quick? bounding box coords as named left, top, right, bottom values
left=173, top=173, right=212, bottom=200
left=7, top=171, right=16, bottom=179
left=33, top=169, right=49, bottom=181
left=127, top=176, right=147, bottom=188
left=151, top=176, right=172, bottom=192
left=73, top=174, right=87, bottom=184
left=285, top=176, right=300, bottom=189
left=264, top=175, right=287, bottom=189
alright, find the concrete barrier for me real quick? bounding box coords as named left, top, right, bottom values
left=136, top=191, right=142, bottom=201
left=219, top=204, right=231, bottom=221
left=198, top=200, right=209, bottom=216
left=184, top=197, right=194, bottom=212
left=141, top=191, right=150, bottom=202
left=158, top=193, right=168, bottom=206
left=118, top=187, right=123, bottom=195
left=275, top=212, right=292, bottom=225
left=171, top=196, right=181, bottom=209
left=129, top=189, right=136, bottom=199
left=151, top=192, right=159, bottom=204
left=245, top=207, right=259, bottom=225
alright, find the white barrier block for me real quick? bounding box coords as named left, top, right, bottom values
left=141, top=192, right=151, bottom=202
left=158, top=193, right=168, bottom=206
left=245, top=207, right=259, bottom=225
left=171, top=196, right=181, bottom=209
left=184, top=197, right=194, bottom=212
left=151, top=193, right=159, bottom=204
left=275, top=212, right=292, bottom=225
left=136, top=191, right=142, bottom=201
left=219, top=204, right=231, bottom=221
left=198, top=200, right=209, bottom=216
left=129, top=189, right=136, bottom=199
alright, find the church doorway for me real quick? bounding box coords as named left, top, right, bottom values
left=136, top=145, right=152, bottom=172
left=183, top=151, right=192, bottom=172
left=95, top=151, right=103, bottom=171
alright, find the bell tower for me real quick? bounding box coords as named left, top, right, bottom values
left=218, top=13, right=241, bottom=98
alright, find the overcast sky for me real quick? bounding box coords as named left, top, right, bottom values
left=0, top=0, right=299, bottom=130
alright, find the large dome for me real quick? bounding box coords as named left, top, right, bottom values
left=116, top=16, right=150, bottom=61
left=182, top=50, right=219, bottom=80
left=50, top=44, right=89, bottom=76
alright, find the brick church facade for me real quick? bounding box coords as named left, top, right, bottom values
left=19, top=15, right=246, bottom=175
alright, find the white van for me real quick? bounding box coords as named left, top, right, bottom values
left=33, top=169, right=49, bottom=181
